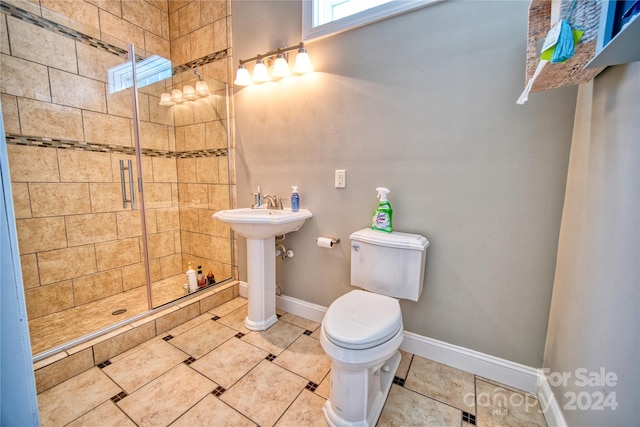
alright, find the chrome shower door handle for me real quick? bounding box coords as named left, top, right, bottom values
left=119, top=159, right=136, bottom=210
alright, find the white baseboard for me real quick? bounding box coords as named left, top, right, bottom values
left=240, top=281, right=561, bottom=420
left=536, top=370, right=568, bottom=427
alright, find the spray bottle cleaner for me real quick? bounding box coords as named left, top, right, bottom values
left=371, top=187, right=393, bottom=233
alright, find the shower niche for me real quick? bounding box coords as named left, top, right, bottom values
left=2, top=19, right=234, bottom=357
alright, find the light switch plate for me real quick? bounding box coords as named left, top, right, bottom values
left=335, top=169, right=346, bottom=188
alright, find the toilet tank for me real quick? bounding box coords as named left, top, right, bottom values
left=350, top=228, right=429, bottom=301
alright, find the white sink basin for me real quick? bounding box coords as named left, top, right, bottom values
left=213, top=208, right=313, bottom=239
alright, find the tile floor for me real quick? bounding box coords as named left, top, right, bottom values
left=37, top=297, right=548, bottom=427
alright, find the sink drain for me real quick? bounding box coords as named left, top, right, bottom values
left=112, top=308, right=127, bottom=315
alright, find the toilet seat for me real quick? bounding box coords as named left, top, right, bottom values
left=323, top=290, right=402, bottom=350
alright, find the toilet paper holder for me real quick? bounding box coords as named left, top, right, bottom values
left=316, top=237, right=340, bottom=248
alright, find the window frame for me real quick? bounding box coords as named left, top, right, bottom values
left=303, top=0, right=445, bottom=41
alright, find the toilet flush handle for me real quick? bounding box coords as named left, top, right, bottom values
left=351, top=243, right=360, bottom=251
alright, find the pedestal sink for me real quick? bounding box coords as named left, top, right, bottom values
left=213, top=208, right=312, bottom=330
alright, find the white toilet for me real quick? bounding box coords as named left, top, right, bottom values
left=320, top=228, right=429, bottom=427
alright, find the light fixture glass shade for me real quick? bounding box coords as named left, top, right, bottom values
left=171, top=89, right=183, bottom=103
left=159, top=92, right=174, bottom=106
left=252, top=58, right=270, bottom=83
left=195, top=80, right=210, bottom=96
left=182, top=85, right=196, bottom=100
left=234, top=65, right=253, bottom=86
left=272, top=54, right=291, bottom=78
left=293, top=47, right=313, bottom=74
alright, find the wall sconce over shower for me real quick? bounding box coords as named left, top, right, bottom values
left=159, top=68, right=210, bottom=106
left=234, top=42, right=314, bottom=87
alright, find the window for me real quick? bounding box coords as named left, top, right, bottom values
left=303, top=0, right=443, bottom=41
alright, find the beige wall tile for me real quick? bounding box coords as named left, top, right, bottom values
left=144, top=30, right=171, bottom=59
left=16, top=216, right=67, bottom=254
left=179, top=207, right=198, bottom=232
left=1, top=14, right=9, bottom=54
left=77, top=42, right=124, bottom=83
left=40, top=0, right=101, bottom=36
left=74, top=269, right=123, bottom=305
left=89, top=182, right=130, bottom=213
left=83, top=111, right=132, bottom=146
left=161, top=11, right=170, bottom=40
left=139, top=121, right=169, bottom=151
left=185, top=183, right=208, bottom=208
left=190, top=24, right=213, bottom=60
left=25, top=280, right=74, bottom=319
left=151, top=157, right=177, bottom=182
left=11, top=182, right=31, bottom=219
left=178, top=0, right=201, bottom=36
left=99, top=9, right=145, bottom=51
left=86, top=0, right=122, bottom=17
left=147, top=0, right=168, bottom=13
left=211, top=235, right=231, bottom=264
left=145, top=209, right=158, bottom=234
left=183, top=122, right=205, bottom=151
left=30, top=183, right=91, bottom=217
left=180, top=229, right=191, bottom=253
left=205, top=119, right=227, bottom=150
left=106, top=89, right=134, bottom=118
left=20, top=254, right=40, bottom=289
left=189, top=232, right=210, bottom=259
left=177, top=158, right=195, bottom=185
left=196, top=157, right=218, bottom=184
left=122, top=0, right=163, bottom=35
left=93, top=321, right=155, bottom=364
left=18, top=98, right=84, bottom=141
left=3, top=145, right=60, bottom=182
left=34, top=348, right=94, bottom=394
left=1, top=94, right=20, bottom=134
left=58, top=150, right=113, bottom=183
left=38, top=245, right=97, bottom=285
left=95, top=237, right=140, bottom=270
left=159, top=253, right=182, bottom=278
left=201, top=0, right=227, bottom=26
left=148, top=230, right=176, bottom=259
left=116, top=210, right=143, bottom=238
left=0, top=54, right=51, bottom=101
left=208, top=183, right=229, bottom=211
left=199, top=285, right=234, bottom=313
left=149, top=95, right=174, bottom=126
left=168, top=0, right=189, bottom=14
left=66, top=213, right=118, bottom=246
left=143, top=182, right=173, bottom=208
left=49, top=68, right=107, bottom=113
left=197, top=209, right=214, bottom=234
left=169, top=8, right=180, bottom=41
left=193, top=96, right=219, bottom=124
left=212, top=17, right=227, bottom=53
left=156, top=207, right=179, bottom=231
left=7, top=16, right=77, bottom=73
left=122, top=262, right=146, bottom=291
left=218, top=156, right=230, bottom=185
left=170, top=34, right=190, bottom=66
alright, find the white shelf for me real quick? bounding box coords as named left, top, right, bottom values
left=587, top=13, right=640, bottom=68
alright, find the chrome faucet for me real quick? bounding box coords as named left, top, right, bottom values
left=263, top=195, right=285, bottom=210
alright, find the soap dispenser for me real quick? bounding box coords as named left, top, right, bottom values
left=291, top=186, right=300, bottom=212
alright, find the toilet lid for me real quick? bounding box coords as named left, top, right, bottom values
left=323, top=290, right=403, bottom=350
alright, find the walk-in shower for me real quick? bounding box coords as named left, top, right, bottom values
left=0, top=2, right=234, bottom=358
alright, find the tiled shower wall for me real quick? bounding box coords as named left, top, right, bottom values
left=0, top=0, right=234, bottom=321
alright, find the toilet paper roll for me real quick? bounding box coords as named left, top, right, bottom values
left=317, top=237, right=335, bottom=248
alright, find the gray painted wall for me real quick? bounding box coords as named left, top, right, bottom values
left=231, top=0, right=578, bottom=367
left=544, top=63, right=639, bottom=426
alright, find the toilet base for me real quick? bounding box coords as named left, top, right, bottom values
left=322, top=350, right=401, bottom=427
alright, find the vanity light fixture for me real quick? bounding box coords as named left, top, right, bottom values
left=233, top=42, right=314, bottom=87
left=159, top=67, right=211, bottom=106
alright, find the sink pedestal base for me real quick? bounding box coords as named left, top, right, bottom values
left=244, top=237, right=278, bottom=331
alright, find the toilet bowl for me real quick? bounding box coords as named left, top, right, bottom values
left=320, top=229, right=429, bottom=427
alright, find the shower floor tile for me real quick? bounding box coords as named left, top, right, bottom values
left=36, top=297, right=549, bottom=427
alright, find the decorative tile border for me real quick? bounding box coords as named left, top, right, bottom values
left=0, top=1, right=228, bottom=73
left=5, top=134, right=227, bottom=159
